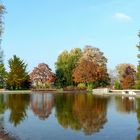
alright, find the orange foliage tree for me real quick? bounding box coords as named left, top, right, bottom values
left=72, top=59, right=109, bottom=86
left=120, top=66, right=136, bottom=89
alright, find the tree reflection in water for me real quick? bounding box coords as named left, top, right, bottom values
left=30, top=93, right=54, bottom=120
left=0, top=94, right=7, bottom=130
left=136, top=98, right=140, bottom=131
left=6, top=94, right=30, bottom=127
left=115, top=96, right=136, bottom=113
left=55, top=93, right=109, bottom=135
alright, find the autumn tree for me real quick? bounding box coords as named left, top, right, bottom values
left=30, top=63, right=56, bottom=88
left=135, top=31, right=140, bottom=89
left=73, top=59, right=106, bottom=84
left=6, top=55, right=30, bottom=90
left=73, top=46, right=110, bottom=87
left=82, top=46, right=107, bottom=67
left=120, top=66, right=136, bottom=89
left=55, top=48, right=82, bottom=87
left=116, top=63, right=135, bottom=80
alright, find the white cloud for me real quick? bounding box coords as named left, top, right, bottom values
left=114, top=12, right=132, bottom=21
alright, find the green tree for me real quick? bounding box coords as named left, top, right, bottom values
left=135, top=31, right=140, bottom=89
left=114, top=80, right=121, bottom=89
left=6, top=55, right=30, bottom=90
left=55, top=48, right=82, bottom=87
left=0, top=64, right=7, bottom=88
left=0, top=47, right=3, bottom=64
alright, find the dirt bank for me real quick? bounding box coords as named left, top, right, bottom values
left=0, top=130, right=18, bottom=140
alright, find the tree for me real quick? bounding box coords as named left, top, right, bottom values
left=114, top=80, right=121, bottom=89
left=55, top=48, right=82, bottom=87
left=108, top=69, right=118, bottom=87
left=0, top=47, right=3, bottom=64
left=82, top=45, right=107, bottom=67
left=73, top=59, right=105, bottom=83
left=0, top=3, right=5, bottom=64
left=6, top=55, right=30, bottom=90
left=0, top=4, right=6, bottom=88
left=73, top=46, right=110, bottom=87
left=0, top=64, right=7, bottom=88
left=135, top=31, right=140, bottom=89
left=116, top=63, right=135, bottom=80
left=30, top=63, right=56, bottom=88
left=120, top=66, right=136, bottom=89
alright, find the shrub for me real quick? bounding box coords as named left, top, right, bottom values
left=63, top=86, right=75, bottom=91
left=77, top=83, right=87, bottom=90
left=114, top=80, right=121, bottom=89
left=87, top=82, right=93, bottom=91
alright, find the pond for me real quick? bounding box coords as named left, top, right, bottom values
left=0, top=93, right=140, bottom=140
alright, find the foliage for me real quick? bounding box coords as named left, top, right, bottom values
left=55, top=48, right=82, bottom=87
left=73, top=46, right=110, bottom=88
left=82, top=45, right=107, bottom=67
left=30, top=63, right=56, bottom=88
left=0, top=3, right=5, bottom=37
left=73, top=59, right=110, bottom=88
left=116, top=63, right=135, bottom=80
left=136, top=31, right=140, bottom=89
left=108, top=69, right=118, bottom=87
left=120, top=66, right=136, bottom=89
left=6, top=55, right=30, bottom=90
left=87, top=82, right=94, bottom=91
left=0, top=64, right=7, bottom=88
left=135, top=65, right=140, bottom=89
left=55, top=46, right=110, bottom=88
left=77, top=83, right=86, bottom=90
left=0, top=3, right=5, bottom=64
left=114, top=80, right=121, bottom=89
left=0, top=47, right=3, bottom=64
left=63, top=85, right=75, bottom=91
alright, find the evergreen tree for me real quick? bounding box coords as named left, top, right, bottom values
left=6, top=55, right=30, bottom=90
left=135, top=31, right=140, bottom=89
left=0, top=64, right=7, bottom=88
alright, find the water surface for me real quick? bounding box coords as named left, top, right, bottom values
left=0, top=93, right=140, bottom=140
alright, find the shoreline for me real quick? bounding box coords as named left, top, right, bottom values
left=0, top=130, right=17, bottom=140
left=93, top=89, right=140, bottom=98
left=1, top=89, right=140, bottom=98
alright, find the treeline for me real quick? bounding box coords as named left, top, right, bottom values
left=0, top=45, right=110, bottom=90
left=1, top=33, right=140, bottom=90
left=55, top=46, right=110, bottom=89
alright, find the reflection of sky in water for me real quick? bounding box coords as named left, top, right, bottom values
left=0, top=94, right=139, bottom=140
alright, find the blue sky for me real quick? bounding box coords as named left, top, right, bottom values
left=2, top=0, right=140, bottom=72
